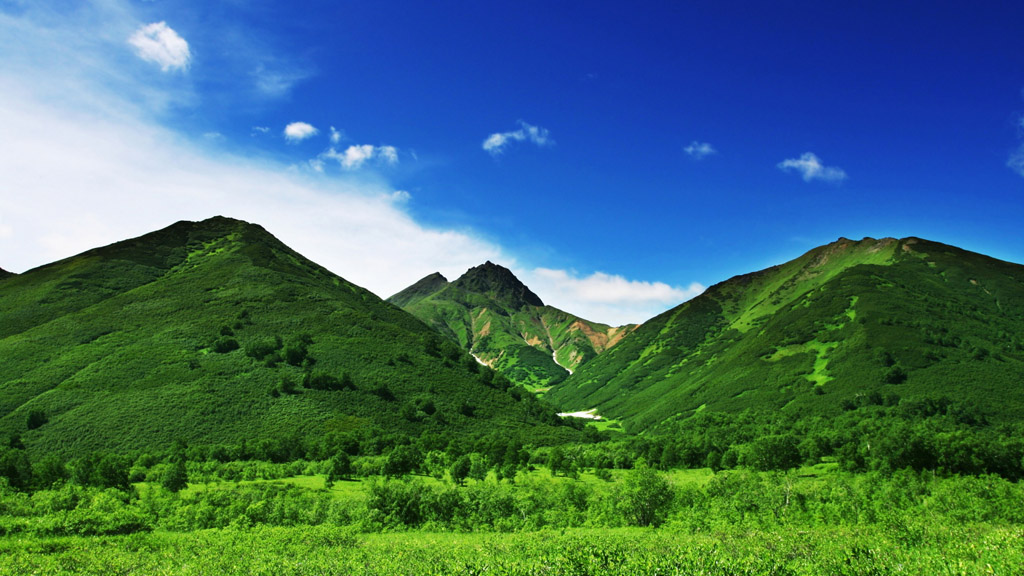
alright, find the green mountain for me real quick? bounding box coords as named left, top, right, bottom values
left=389, top=262, right=637, bottom=391
left=388, top=272, right=449, bottom=308
left=0, top=217, right=573, bottom=458
left=548, top=237, right=1024, bottom=431
left=0, top=268, right=13, bottom=280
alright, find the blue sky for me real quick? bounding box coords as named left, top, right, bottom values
left=2, top=1, right=1023, bottom=324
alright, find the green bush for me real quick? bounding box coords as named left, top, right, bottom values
left=212, top=337, right=239, bottom=354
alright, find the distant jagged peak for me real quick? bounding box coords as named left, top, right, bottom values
left=419, top=271, right=448, bottom=284
left=799, top=236, right=900, bottom=270
left=387, top=271, right=450, bottom=307
left=826, top=236, right=898, bottom=250
left=453, top=261, right=544, bottom=309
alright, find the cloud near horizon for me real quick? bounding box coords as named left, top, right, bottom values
left=128, top=22, right=191, bottom=72
left=521, top=268, right=705, bottom=325
left=0, top=1, right=697, bottom=326
left=777, top=152, right=847, bottom=183
left=483, top=121, right=552, bottom=156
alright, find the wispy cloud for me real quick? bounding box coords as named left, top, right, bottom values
left=777, top=152, right=847, bottom=183
left=0, top=0, right=690, bottom=327
left=1009, top=113, right=1024, bottom=177
left=684, top=141, right=717, bottom=160
left=483, top=121, right=552, bottom=156
left=128, top=22, right=190, bottom=72
left=0, top=1, right=504, bottom=301
left=284, top=122, right=318, bottom=143
left=1009, top=144, right=1024, bottom=177
left=521, top=268, right=704, bottom=325
left=329, top=126, right=343, bottom=144
left=319, top=144, right=399, bottom=170
left=251, top=63, right=312, bottom=99
left=251, top=126, right=270, bottom=136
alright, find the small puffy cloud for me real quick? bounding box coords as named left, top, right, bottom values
left=483, top=121, right=552, bottom=156
left=521, top=268, right=705, bottom=325
left=339, top=145, right=373, bottom=168
left=389, top=190, right=411, bottom=203
left=329, top=126, right=343, bottom=144
left=777, top=152, right=847, bottom=183
left=320, top=144, right=399, bottom=170
left=684, top=141, right=717, bottom=160
left=284, top=122, right=318, bottom=143
left=128, top=22, right=191, bottom=72
left=483, top=133, right=512, bottom=154
left=1009, top=144, right=1024, bottom=177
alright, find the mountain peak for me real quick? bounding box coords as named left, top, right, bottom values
left=387, top=272, right=450, bottom=307
left=453, top=261, right=544, bottom=309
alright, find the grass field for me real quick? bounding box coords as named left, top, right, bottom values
left=2, top=524, right=1020, bottom=576
left=4, top=461, right=1024, bottom=574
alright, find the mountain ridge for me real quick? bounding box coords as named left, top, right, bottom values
left=388, top=272, right=449, bottom=308
left=450, top=261, right=544, bottom=310
left=389, top=262, right=637, bottom=390
left=0, top=216, right=577, bottom=457
left=547, top=235, right=1024, bottom=431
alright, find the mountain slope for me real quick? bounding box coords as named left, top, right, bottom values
left=389, top=262, right=636, bottom=391
left=548, top=237, right=1024, bottom=431
left=0, top=217, right=572, bottom=457
left=387, top=272, right=449, bottom=308
left=0, top=267, right=12, bottom=280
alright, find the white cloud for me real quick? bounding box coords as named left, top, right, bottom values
left=777, top=152, right=847, bottom=183
left=251, top=64, right=311, bottom=98
left=251, top=126, right=270, bottom=136
left=483, top=121, right=552, bottom=156
left=520, top=268, right=704, bottom=326
left=320, top=144, right=400, bottom=170
left=330, top=126, right=343, bottom=144
left=0, top=83, right=502, bottom=298
left=0, top=1, right=688, bottom=327
left=128, top=22, right=190, bottom=72
left=684, top=141, right=717, bottom=160
left=284, top=121, right=318, bottom=143
left=1009, top=144, right=1024, bottom=177
left=0, top=6, right=503, bottom=302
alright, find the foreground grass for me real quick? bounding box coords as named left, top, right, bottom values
left=1, top=524, right=1020, bottom=576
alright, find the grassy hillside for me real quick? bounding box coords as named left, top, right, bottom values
left=389, top=262, right=636, bottom=391
left=385, top=272, right=448, bottom=308
left=0, top=217, right=575, bottom=458
left=548, top=237, right=1024, bottom=431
